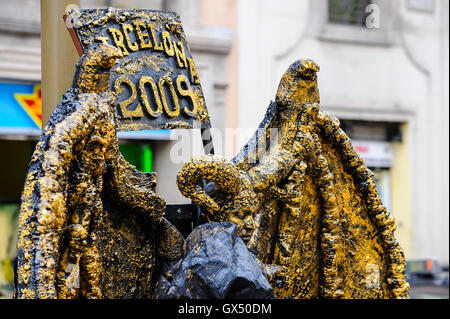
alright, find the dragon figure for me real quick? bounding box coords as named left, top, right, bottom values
left=176, top=59, right=410, bottom=299
left=15, top=45, right=184, bottom=299
left=15, top=43, right=409, bottom=299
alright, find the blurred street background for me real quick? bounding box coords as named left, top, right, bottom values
left=0, top=0, right=448, bottom=299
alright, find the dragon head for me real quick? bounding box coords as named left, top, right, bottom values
left=275, top=58, right=320, bottom=108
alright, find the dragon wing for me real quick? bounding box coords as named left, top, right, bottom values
left=234, top=60, right=409, bottom=299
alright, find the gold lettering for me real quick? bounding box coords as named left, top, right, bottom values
left=187, top=57, right=200, bottom=84
left=176, top=74, right=198, bottom=117
left=158, top=76, right=180, bottom=118
left=161, top=31, right=175, bottom=57
left=108, top=27, right=129, bottom=56
left=114, top=76, right=143, bottom=118
left=148, top=23, right=163, bottom=51
left=139, top=76, right=163, bottom=118
left=174, top=41, right=187, bottom=68
left=122, top=23, right=139, bottom=52
left=133, top=21, right=152, bottom=49
left=95, top=36, right=110, bottom=45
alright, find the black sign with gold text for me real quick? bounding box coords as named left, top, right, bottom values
left=66, top=8, right=209, bottom=131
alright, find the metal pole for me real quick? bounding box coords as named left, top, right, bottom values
left=40, top=0, right=80, bottom=127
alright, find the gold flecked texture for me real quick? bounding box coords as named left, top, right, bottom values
left=67, top=8, right=210, bottom=131
left=176, top=59, right=409, bottom=299
left=15, top=45, right=174, bottom=299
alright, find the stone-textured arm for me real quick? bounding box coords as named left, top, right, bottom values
left=16, top=45, right=122, bottom=299
left=16, top=44, right=170, bottom=299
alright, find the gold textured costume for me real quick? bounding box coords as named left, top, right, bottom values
left=15, top=40, right=409, bottom=299
left=15, top=45, right=183, bottom=299
left=177, top=59, right=409, bottom=299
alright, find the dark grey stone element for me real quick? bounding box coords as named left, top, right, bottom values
left=153, top=222, right=275, bottom=299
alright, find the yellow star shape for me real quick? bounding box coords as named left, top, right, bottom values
left=14, top=84, right=42, bottom=129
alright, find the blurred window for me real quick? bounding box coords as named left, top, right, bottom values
left=313, top=0, right=394, bottom=45
left=328, top=0, right=372, bottom=26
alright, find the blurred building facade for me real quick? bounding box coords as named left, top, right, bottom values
left=0, top=0, right=448, bottom=297
left=235, top=0, right=449, bottom=266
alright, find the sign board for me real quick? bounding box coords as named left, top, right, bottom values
left=65, top=8, right=210, bottom=132
left=352, top=140, right=393, bottom=168
left=0, top=82, right=42, bottom=130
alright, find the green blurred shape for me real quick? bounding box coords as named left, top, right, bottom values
left=119, top=143, right=152, bottom=172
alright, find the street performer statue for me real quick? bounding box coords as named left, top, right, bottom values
left=14, top=8, right=409, bottom=299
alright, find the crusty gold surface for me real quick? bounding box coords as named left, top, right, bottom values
left=15, top=45, right=180, bottom=299
left=16, top=37, right=408, bottom=298
left=68, top=8, right=209, bottom=131
left=176, top=59, right=409, bottom=299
